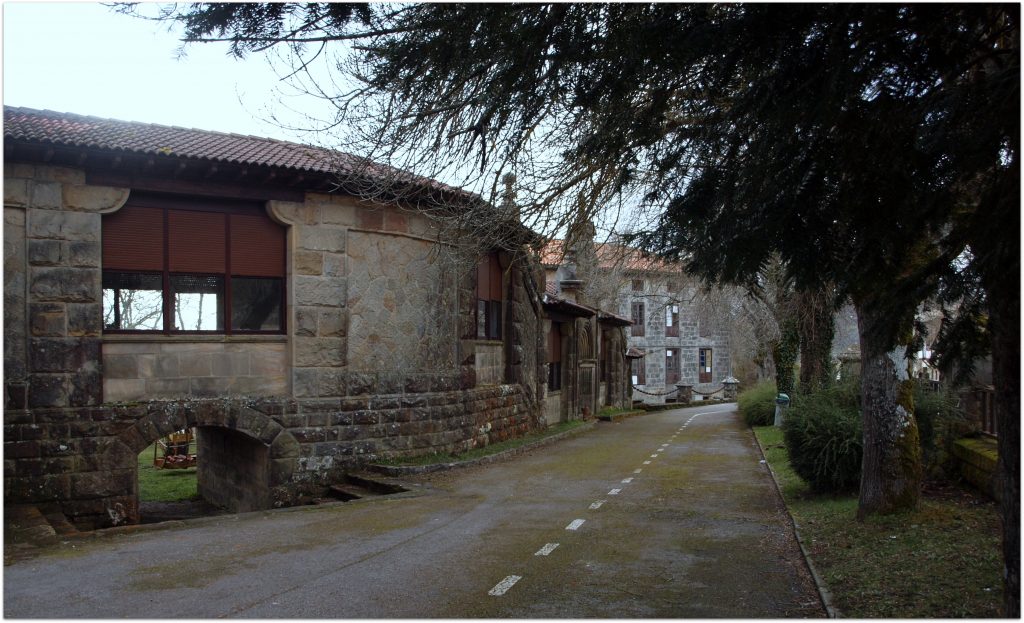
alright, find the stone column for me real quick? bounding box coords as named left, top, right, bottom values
left=7, top=165, right=128, bottom=407
left=676, top=383, right=693, bottom=405
left=722, top=376, right=740, bottom=401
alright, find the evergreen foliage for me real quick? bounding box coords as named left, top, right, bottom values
left=737, top=380, right=778, bottom=427
left=783, top=376, right=864, bottom=493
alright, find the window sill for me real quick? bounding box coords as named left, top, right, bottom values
left=470, top=338, right=504, bottom=345
left=102, top=333, right=287, bottom=344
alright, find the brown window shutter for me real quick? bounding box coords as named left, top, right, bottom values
left=168, top=210, right=226, bottom=273
left=548, top=323, right=562, bottom=363
left=102, top=206, right=164, bottom=271
left=476, top=256, right=490, bottom=299
left=230, top=213, right=285, bottom=277
left=488, top=253, right=502, bottom=301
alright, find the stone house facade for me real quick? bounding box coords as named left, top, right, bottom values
left=541, top=239, right=732, bottom=406
left=3, top=107, right=554, bottom=529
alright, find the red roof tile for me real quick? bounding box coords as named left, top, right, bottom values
left=3, top=106, right=467, bottom=195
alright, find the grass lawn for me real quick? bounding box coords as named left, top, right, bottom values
left=137, top=443, right=199, bottom=503
left=753, top=425, right=1003, bottom=618
left=375, top=419, right=587, bottom=467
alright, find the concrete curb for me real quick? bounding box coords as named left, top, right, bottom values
left=752, top=431, right=841, bottom=619
left=367, top=420, right=597, bottom=476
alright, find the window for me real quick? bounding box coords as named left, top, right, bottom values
left=548, top=323, right=562, bottom=391
left=631, top=301, right=645, bottom=337
left=666, top=348, right=680, bottom=385
left=631, top=358, right=645, bottom=385
left=665, top=304, right=679, bottom=337
left=699, top=348, right=713, bottom=383
left=476, top=252, right=503, bottom=340
left=102, top=193, right=285, bottom=334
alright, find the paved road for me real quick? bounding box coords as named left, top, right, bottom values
left=3, top=404, right=822, bottom=618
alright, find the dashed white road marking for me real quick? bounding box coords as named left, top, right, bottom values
left=643, top=460, right=651, bottom=465
left=489, top=575, right=522, bottom=596
left=660, top=443, right=670, bottom=448
left=633, top=468, right=642, bottom=474
left=589, top=500, right=605, bottom=510
left=650, top=454, right=659, bottom=458
left=621, top=477, right=633, bottom=484
left=566, top=519, right=586, bottom=531
left=535, top=543, right=559, bottom=556
left=608, top=488, right=622, bottom=495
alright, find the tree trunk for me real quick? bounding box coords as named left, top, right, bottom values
left=854, top=300, right=922, bottom=519
left=989, top=285, right=1020, bottom=617
left=771, top=316, right=799, bottom=396
left=797, top=287, right=837, bottom=393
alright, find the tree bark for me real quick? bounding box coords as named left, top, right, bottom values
left=797, top=287, right=837, bottom=393
left=989, top=284, right=1020, bottom=617
left=855, top=300, right=922, bottom=519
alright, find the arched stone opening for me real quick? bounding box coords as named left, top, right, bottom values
left=105, top=401, right=301, bottom=525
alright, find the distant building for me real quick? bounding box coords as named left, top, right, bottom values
left=540, top=238, right=731, bottom=405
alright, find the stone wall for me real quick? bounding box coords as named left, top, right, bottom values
left=4, top=164, right=549, bottom=530
left=197, top=426, right=272, bottom=512
left=3, top=164, right=129, bottom=410
left=4, top=380, right=533, bottom=529
left=102, top=339, right=288, bottom=401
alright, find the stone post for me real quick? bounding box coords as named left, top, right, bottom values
left=676, top=383, right=692, bottom=405
left=721, top=376, right=740, bottom=401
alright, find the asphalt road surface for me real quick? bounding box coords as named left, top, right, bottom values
left=3, top=403, right=823, bottom=618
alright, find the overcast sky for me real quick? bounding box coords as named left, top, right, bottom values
left=3, top=2, right=325, bottom=142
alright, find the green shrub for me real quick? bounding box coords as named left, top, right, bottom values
left=913, top=382, right=967, bottom=477
left=782, top=376, right=863, bottom=493
left=738, top=380, right=778, bottom=426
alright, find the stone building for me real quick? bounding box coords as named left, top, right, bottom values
left=541, top=239, right=732, bottom=406
left=3, top=106, right=557, bottom=528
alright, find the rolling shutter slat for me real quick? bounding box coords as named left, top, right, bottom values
left=102, top=206, right=164, bottom=271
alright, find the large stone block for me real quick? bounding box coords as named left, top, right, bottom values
left=4, top=178, right=29, bottom=208
left=293, top=337, right=346, bottom=367
left=318, top=309, right=347, bottom=337
left=102, top=378, right=146, bottom=403
left=294, top=306, right=318, bottom=337
left=28, top=209, right=99, bottom=241
left=28, top=375, right=68, bottom=408
left=294, top=276, right=347, bottom=308
left=29, top=338, right=98, bottom=373
left=27, top=239, right=62, bottom=266
left=299, top=227, right=346, bottom=253
left=66, top=303, right=101, bottom=337
left=293, top=250, right=324, bottom=275
left=62, top=185, right=129, bottom=212
left=67, top=241, right=101, bottom=267
left=29, top=181, right=62, bottom=210
left=29, top=267, right=100, bottom=303
left=29, top=302, right=66, bottom=337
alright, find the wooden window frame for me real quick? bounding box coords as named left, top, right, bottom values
left=665, top=304, right=679, bottom=337
left=631, top=358, right=646, bottom=385
left=631, top=301, right=645, bottom=337
left=699, top=348, right=713, bottom=384
left=547, top=322, right=563, bottom=392
left=666, top=347, right=680, bottom=385
left=102, top=193, right=286, bottom=335
left=476, top=252, right=503, bottom=340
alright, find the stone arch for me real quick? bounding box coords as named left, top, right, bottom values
left=103, top=399, right=302, bottom=522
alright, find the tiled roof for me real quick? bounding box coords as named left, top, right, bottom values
left=4, top=106, right=350, bottom=174
left=3, top=106, right=465, bottom=195
left=538, top=239, right=677, bottom=273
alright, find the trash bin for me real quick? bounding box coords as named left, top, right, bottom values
left=774, top=393, right=790, bottom=427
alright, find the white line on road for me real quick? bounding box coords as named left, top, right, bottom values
left=488, top=575, right=522, bottom=596
left=608, top=488, right=622, bottom=495
left=566, top=519, right=586, bottom=530
left=621, top=477, right=633, bottom=484
left=661, top=444, right=669, bottom=448
left=589, top=500, right=605, bottom=509
left=535, top=543, right=559, bottom=556
left=650, top=454, right=658, bottom=458
left=643, top=460, right=651, bottom=465
left=633, top=468, right=642, bottom=474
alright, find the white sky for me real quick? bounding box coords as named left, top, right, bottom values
left=2, top=1, right=322, bottom=142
